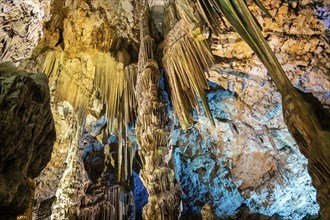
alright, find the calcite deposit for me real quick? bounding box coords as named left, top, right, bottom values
left=0, top=0, right=329, bottom=219
left=135, top=5, right=181, bottom=219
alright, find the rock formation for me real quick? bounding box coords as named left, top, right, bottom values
left=171, top=84, right=319, bottom=219
left=163, top=0, right=330, bottom=218
left=79, top=133, right=135, bottom=220
left=0, top=62, right=56, bottom=219
left=0, top=0, right=329, bottom=219
left=135, top=3, right=181, bottom=219
left=33, top=101, right=81, bottom=220
left=0, top=0, right=51, bottom=65
left=196, top=1, right=330, bottom=218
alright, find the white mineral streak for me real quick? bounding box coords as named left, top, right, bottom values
left=50, top=113, right=85, bottom=220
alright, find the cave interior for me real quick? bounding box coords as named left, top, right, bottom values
left=0, top=0, right=329, bottom=220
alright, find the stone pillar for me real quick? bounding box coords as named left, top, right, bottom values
left=135, top=3, right=181, bottom=220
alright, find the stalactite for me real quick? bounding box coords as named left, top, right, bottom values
left=80, top=184, right=134, bottom=220
left=135, top=2, right=181, bottom=220
left=80, top=129, right=135, bottom=220
left=39, top=49, right=90, bottom=122
left=38, top=48, right=138, bottom=183
left=162, top=0, right=215, bottom=129
left=15, top=1, right=138, bottom=219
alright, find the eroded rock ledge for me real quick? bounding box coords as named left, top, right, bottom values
left=0, top=62, right=56, bottom=219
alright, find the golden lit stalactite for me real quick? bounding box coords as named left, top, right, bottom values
left=32, top=49, right=137, bottom=185
left=38, top=49, right=137, bottom=182
left=162, top=0, right=215, bottom=129
left=135, top=3, right=181, bottom=220
left=192, top=0, right=330, bottom=218
left=17, top=1, right=138, bottom=218
left=93, top=53, right=137, bottom=183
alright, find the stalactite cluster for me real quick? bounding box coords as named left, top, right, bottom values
left=79, top=118, right=135, bottom=220
left=37, top=49, right=138, bottom=188
left=80, top=182, right=134, bottom=220
left=162, top=0, right=215, bottom=129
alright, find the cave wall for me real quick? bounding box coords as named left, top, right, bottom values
left=171, top=84, right=319, bottom=219
left=209, top=0, right=329, bottom=106
left=0, top=0, right=51, bottom=65
left=0, top=63, right=56, bottom=219
left=202, top=1, right=330, bottom=218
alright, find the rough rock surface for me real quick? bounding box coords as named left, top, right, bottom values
left=33, top=102, right=82, bottom=220
left=0, top=0, right=51, bottom=65
left=50, top=116, right=86, bottom=220
left=210, top=1, right=330, bottom=106
left=133, top=171, right=148, bottom=220
left=206, top=1, right=330, bottom=218
left=0, top=62, right=55, bottom=219
left=82, top=137, right=105, bottom=183
left=171, top=82, right=319, bottom=219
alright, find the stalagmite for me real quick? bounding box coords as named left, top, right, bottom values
left=135, top=2, right=181, bottom=219
left=79, top=127, right=135, bottom=220
left=79, top=181, right=134, bottom=220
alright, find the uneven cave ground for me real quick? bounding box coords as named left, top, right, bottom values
left=1, top=0, right=329, bottom=220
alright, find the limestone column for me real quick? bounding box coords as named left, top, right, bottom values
left=135, top=3, right=181, bottom=220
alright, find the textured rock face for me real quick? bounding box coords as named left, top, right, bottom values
left=210, top=1, right=329, bottom=106
left=33, top=102, right=80, bottom=220
left=0, top=62, right=55, bottom=219
left=206, top=1, right=330, bottom=218
left=82, top=138, right=105, bottom=183
left=0, top=0, right=51, bottom=65
left=50, top=116, right=86, bottom=220
left=172, top=85, right=319, bottom=219
left=133, top=171, right=148, bottom=220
